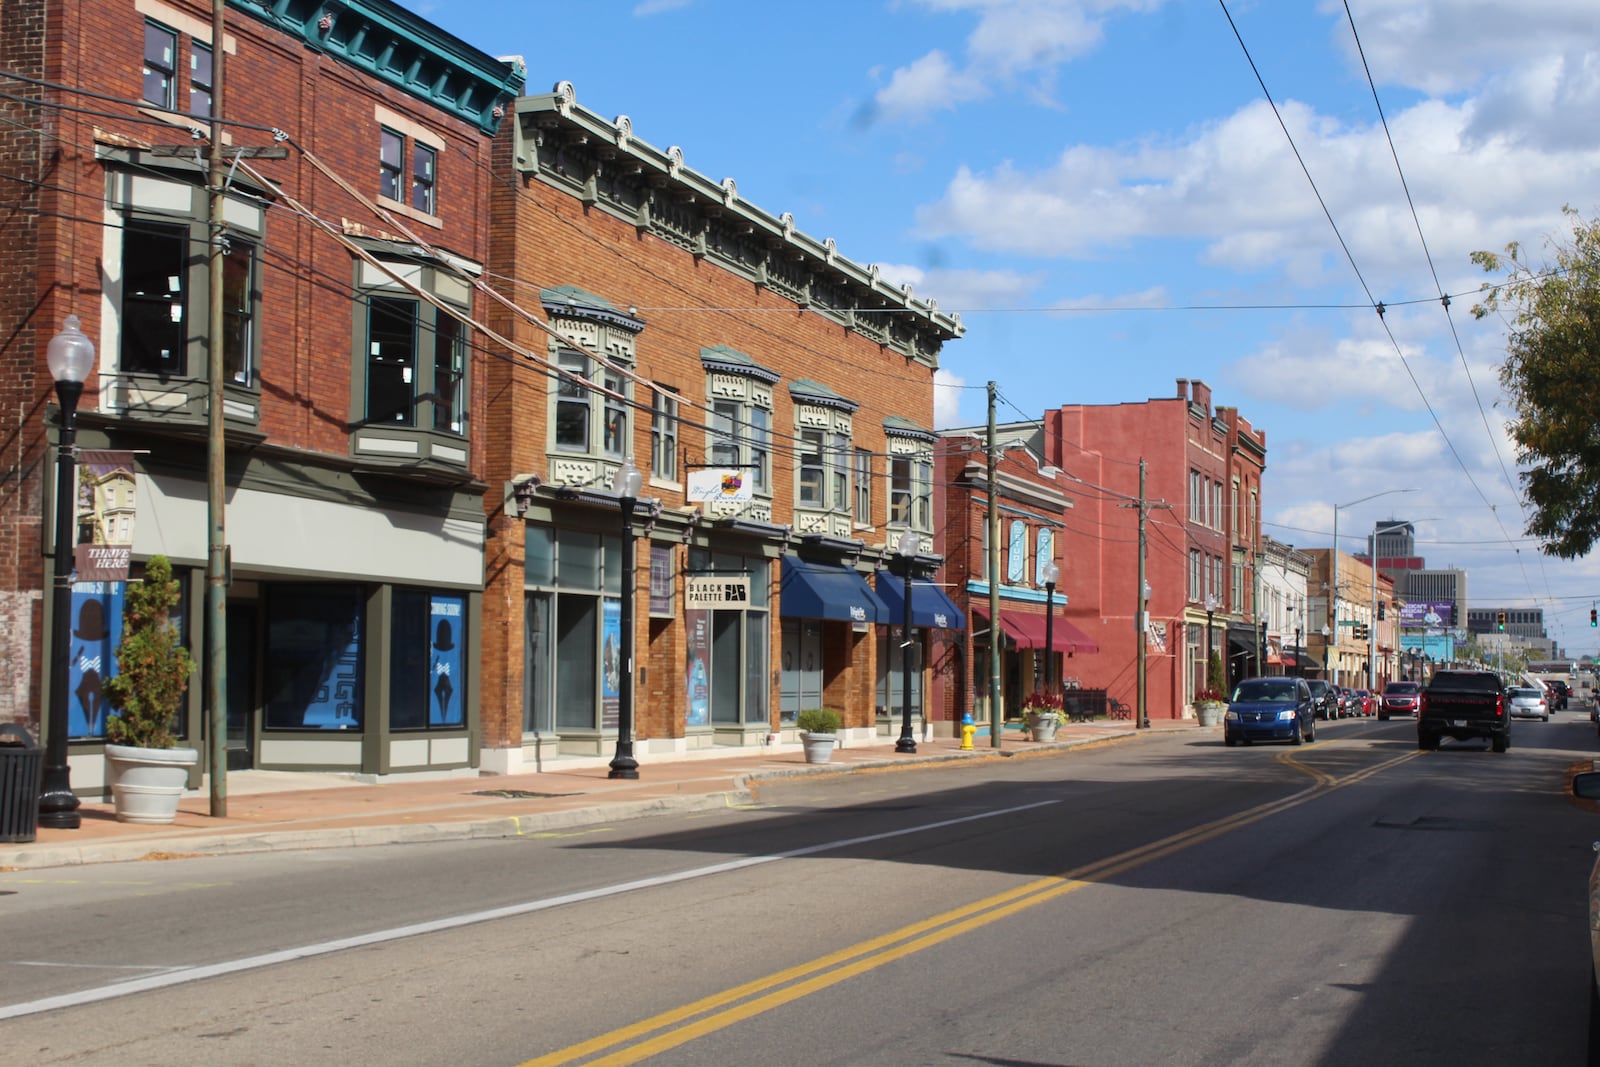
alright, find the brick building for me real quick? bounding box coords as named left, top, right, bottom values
left=477, top=85, right=964, bottom=771
left=0, top=0, right=522, bottom=788
left=1039, top=379, right=1267, bottom=719
left=933, top=430, right=1101, bottom=732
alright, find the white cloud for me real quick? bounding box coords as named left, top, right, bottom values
left=934, top=368, right=967, bottom=428
left=874, top=0, right=1165, bottom=122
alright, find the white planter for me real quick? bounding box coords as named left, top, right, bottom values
left=800, top=731, right=837, bottom=764
left=104, top=744, right=199, bottom=824
left=1196, top=703, right=1226, bottom=728
left=1026, top=715, right=1061, bottom=742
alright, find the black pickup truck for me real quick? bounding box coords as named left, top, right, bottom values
left=1418, top=669, right=1509, bottom=752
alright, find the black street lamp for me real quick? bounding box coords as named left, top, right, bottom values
left=1042, top=561, right=1059, bottom=696
left=1293, top=626, right=1303, bottom=678
left=40, top=315, right=95, bottom=829
left=895, top=527, right=918, bottom=754
left=608, top=457, right=643, bottom=780
left=1204, top=593, right=1218, bottom=691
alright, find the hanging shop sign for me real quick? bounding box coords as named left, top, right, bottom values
left=685, top=575, right=750, bottom=610
left=686, top=468, right=753, bottom=503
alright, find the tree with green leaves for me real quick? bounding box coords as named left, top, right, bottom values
left=1472, top=207, right=1600, bottom=558
left=104, top=555, right=194, bottom=749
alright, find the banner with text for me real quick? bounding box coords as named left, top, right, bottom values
left=73, top=450, right=137, bottom=582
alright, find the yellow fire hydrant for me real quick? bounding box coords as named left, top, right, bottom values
left=959, top=713, right=976, bottom=750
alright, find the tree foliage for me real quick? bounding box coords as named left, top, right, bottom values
left=103, top=555, right=194, bottom=748
left=1472, top=206, right=1600, bottom=558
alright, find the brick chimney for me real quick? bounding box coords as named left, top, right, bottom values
left=1190, top=379, right=1211, bottom=413
left=1175, top=378, right=1189, bottom=401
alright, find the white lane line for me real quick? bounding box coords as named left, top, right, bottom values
left=0, top=798, right=1056, bottom=1021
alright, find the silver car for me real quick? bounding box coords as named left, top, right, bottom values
left=1506, top=685, right=1548, bottom=721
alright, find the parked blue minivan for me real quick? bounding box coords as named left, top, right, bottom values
left=1224, top=676, right=1317, bottom=746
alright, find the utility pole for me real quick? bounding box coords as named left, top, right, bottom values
left=1120, top=461, right=1169, bottom=728
left=986, top=381, right=1002, bottom=748
left=206, top=0, right=229, bottom=816
left=1135, top=459, right=1148, bottom=728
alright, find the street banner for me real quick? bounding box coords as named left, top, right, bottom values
left=685, top=608, right=710, bottom=726
left=602, top=598, right=621, bottom=730
left=73, top=450, right=137, bottom=582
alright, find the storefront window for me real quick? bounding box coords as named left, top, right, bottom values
left=686, top=548, right=769, bottom=728
left=524, top=524, right=625, bottom=734
left=391, top=590, right=466, bottom=730
left=264, top=585, right=363, bottom=731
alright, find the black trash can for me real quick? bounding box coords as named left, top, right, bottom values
left=0, top=723, right=44, bottom=843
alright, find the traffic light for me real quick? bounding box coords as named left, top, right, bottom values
left=1354, top=623, right=1368, bottom=641
left=1496, top=611, right=1506, bottom=632
left=1377, top=602, right=1386, bottom=621
left=1591, top=607, right=1597, bottom=628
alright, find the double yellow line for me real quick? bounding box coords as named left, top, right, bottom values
left=522, top=746, right=1417, bottom=1067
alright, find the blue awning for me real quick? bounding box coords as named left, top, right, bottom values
left=779, top=557, right=887, bottom=624
left=874, top=572, right=966, bottom=631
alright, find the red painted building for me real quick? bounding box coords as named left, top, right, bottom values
left=1038, top=378, right=1267, bottom=720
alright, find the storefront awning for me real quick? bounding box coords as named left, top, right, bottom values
left=779, top=557, right=887, bottom=624
left=973, top=606, right=1100, bottom=653
left=874, top=573, right=966, bottom=631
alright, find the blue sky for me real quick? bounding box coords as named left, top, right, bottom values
left=404, top=0, right=1600, bottom=655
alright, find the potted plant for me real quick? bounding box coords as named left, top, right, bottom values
left=796, top=708, right=842, bottom=764
left=1194, top=686, right=1228, bottom=728
left=102, top=555, right=198, bottom=824
left=1022, top=690, right=1066, bottom=741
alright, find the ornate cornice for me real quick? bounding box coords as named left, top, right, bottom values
left=511, top=85, right=965, bottom=366
left=234, top=0, right=525, bottom=135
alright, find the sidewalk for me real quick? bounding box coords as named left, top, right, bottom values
left=0, top=720, right=1198, bottom=871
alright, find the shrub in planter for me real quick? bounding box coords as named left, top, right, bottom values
left=796, top=708, right=842, bottom=735
left=103, top=555, right=194, bottom=749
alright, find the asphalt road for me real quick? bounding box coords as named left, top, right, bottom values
left=3, top=714, right=1597, bottom=1066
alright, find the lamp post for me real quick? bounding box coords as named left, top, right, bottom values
left=1329, top=487, right=1417, bottom=691
left=1042, top=561, right=1059, bottom=695
left=40, top=315, right=96, bottom=829
left=895, top=527, right=918, bottom=754
left=608, top=457, right=643, bottom=780
left=1204, top=593, right=1218, bottom=693
left=1293, top=624, right=1303, bottom=678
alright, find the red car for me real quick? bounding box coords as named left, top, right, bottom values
left=1378, top=680, right=1422, bottom=719
left=1353, top=689, right=1376, bottom=715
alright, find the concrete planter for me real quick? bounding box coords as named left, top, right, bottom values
left=1196, top=702, right=1227, bottom=728
left=800, top=731, right=837, bottom=764
left=104, top=744, right=199, bottom=824
left=1026, top=714, right=1062, bottom=742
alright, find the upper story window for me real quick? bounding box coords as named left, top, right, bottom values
left=884, top=418, right=935, bottom=536
left=789, top=379, right=858, bottom=537
left=854, top=449, right=872, bottom=526
left=380, top=129, right=404, bottom=201
left=357, top=254, right=473, bottom=436
left=190, top=43, right=213, bottom=117
left=552, top=348, right=624, bottom=454
left=142, top=22, right=178, bottom=110
left=711, top=399, right=770, bottom=493
left=375, top=106, right=445, bottom=221
left=1189, top=549, right=1202, bottom=601
left=1189, top=470, right=1201, bottom=523
left=142, top=17, right=213, bottom=118
left=543, top=287, right=645, bottom=471
left=412, top=144, right=437, bottom=215
left=650, top=388, right=679, bottom=483
left=110, top=171, right=262, bottom=389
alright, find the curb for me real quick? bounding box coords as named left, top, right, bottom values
left=0, top=727, right=1150, bottom=871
